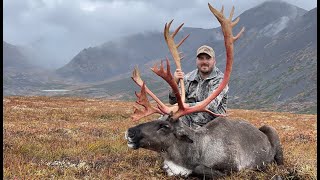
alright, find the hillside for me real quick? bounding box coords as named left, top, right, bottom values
left=3, top=41, right=36, bottom=70
left=56, top=2, right=316, bottom=114
left=3, top=41, right=78, bottom=96
left=3, top=2, right=317, bottom=114
left=3, top=96, right=317, bottom=179
left=56, top=1, right=307, bottom=81
left=227, top=6, right=317, bottom=113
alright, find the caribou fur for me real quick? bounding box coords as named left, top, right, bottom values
left=125, top=116, right=283, bottom=178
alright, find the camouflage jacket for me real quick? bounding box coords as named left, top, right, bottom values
left=169, top=67, right=228, bottom=128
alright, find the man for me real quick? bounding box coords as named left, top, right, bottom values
left=168, top=45, right=228, bottom=129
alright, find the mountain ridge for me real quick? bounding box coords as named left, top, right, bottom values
left=3, top=2, right=317, bottom=114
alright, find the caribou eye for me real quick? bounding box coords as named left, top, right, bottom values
left=160, top=124, right=170, bottom=130
left=157, top=123, right=171, bottom=135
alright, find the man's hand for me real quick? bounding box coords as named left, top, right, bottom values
left=174, top=69, right=185, bottom=84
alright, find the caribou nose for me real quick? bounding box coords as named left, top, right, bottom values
left=125, top=128, right=137, bottom=140
left=127, top=129, right=136, bottom=139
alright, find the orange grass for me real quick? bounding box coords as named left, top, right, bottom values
left=3, top=96, right=317, bottom=179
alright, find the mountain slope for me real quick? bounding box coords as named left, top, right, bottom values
left=56, top=1, right=307, bottom=82
left=5, top=2, right=316, bottom=114
left=55, top=2, right=316, bottom=113
left=3, top=41, right=36, bottom=70
left=3, top=41, right=76, bottom=96
left=228, top=6, right=317, bottom=113
left=55, top=33, right=171, bottom=81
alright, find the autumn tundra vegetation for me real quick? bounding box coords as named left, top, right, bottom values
left=3, top=96, right=316, bottom=179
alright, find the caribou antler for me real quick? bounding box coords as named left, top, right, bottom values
left=131, top=83, right=164, bottom=121
left=131, top=58, right=185, bottom=121
left=131, top=20, right=190, bottom=120
left=151, top=58, right=185, bottom=111
left=170, top=3, right=245, bottom=120
left=164, top=20, right=190, bottom=103
left=131, top=66, right=171, bottom=116
left=131, top=3, right=245, bottom=121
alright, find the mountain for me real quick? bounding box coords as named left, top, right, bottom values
left=55, top=33, right=169, bottom=82
left=56, top=1, right=307, bottom=81
left=227, top=6, right=317, bottom=113
left=3, top=41, right=76, bottom=96
left=55, top=2, right=316, bottom=113
left=5, top=2, right=316, bottom=114
left=3, top=41, right=36, bottom=70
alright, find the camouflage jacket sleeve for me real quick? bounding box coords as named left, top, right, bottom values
left=169, top=74, right=228, bottom=114
left=191, top=77, right=228, bottom=114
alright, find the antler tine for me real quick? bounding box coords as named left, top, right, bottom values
left=231, top=17, right=240, bottom=27
left=151, top=58, right=185, bottom=110
left=135, top=83, right=153, bottom=108
left=177, top=34, right=190, bottom=48
left=233, top=27, right=245, bottom=41
left=131, top=67, right=171, bottom=115
left=208, top=3, right=224, bottom=23
left=229, top=6, right=235, bottom=20
left=132, top=66, right=143, bottom=85
left=131, top=83, right=165, bottom=121
left=164, top=20, right=174, bottom=40
left=163, top=20, right=190, bottom=103
left=220, top=5, right=224, bottom=13
left=164, top=20, right=190, bottom=63
left=208, top=3, right=245, bottom=43
left=172, top=23, right=184, bottom=38
left=167, top=19, right=174, bottom=30
left=151, top=60, right=165, bottom=76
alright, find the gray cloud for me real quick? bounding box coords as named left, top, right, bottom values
left=4, top=0, right=317, bottom=69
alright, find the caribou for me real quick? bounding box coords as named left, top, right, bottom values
left=125, top=2, right=283, bottom=178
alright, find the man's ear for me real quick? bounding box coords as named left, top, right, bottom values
left=174, top=129, right=193, bottom=143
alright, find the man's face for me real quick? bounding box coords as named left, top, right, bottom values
left=196, top=53, right=215, bottom=74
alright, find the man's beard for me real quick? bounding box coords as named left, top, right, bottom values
left=198, top=65, right=213, bottom=74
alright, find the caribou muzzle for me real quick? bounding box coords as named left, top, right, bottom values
left=125, top=128, right=141, bottom=149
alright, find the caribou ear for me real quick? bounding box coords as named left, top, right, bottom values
left=174, top=128, right=193, bottom=143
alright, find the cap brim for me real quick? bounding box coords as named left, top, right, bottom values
left=197, top=52, right=213, bottom=57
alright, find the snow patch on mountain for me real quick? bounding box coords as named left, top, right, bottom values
left=259, top=16, right=290, bottom=37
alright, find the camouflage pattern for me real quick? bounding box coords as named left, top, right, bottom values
left=196, top=45, right=215, bottom=58
left=169, top=66, right=228, bottom=129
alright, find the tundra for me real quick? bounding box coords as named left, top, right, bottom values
left=125, top=2, right=283, bottom=178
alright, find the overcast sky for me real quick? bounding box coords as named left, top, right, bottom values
left=4, top=0, right=317, bottom=68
